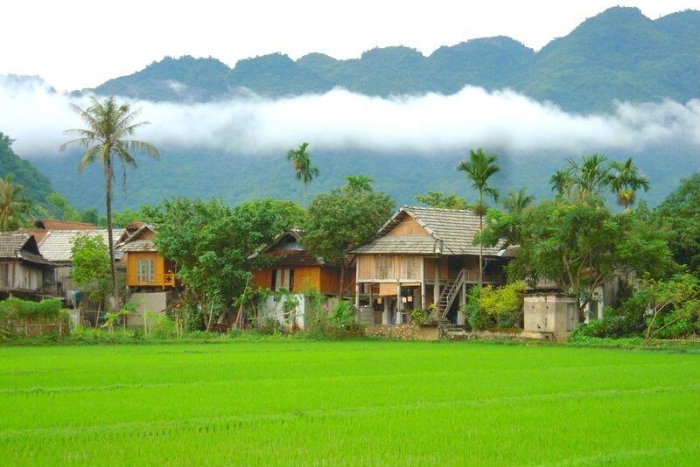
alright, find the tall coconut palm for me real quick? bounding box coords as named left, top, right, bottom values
left=0, top=175, right=33, bottom=231
left=61, top=96, right=159, bottom=310
left=457, top=148, right=500, bottom=288
left=286, top=142, right=319, bottom=207
left=607, top=157, right=650, bottom=210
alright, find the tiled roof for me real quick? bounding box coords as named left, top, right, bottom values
left=352, top=206, right=505, bottom=256
left=0, top=232, right=53, bottom=265
left=33, top=220, right=97, bottom=230
left=116, top=224, right=157, bottom=252
left=38, top=229, right=125, bottom=263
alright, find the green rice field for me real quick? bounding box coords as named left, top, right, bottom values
left=1, top=340, right=699, bottom=466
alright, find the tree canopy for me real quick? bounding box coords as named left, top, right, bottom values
left=303, top=176, right=394, bottom=297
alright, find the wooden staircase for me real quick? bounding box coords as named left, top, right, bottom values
left=433, top=269, right=468, bottom=321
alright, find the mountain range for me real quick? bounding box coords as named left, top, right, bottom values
left=4, top=6, right=700, bottom=212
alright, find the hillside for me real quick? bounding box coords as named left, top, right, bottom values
left=0, top=132, right=54, bottom=206
left=86, top=7, right=700, bottom=113
left=9, top=7, right=700, bottom=213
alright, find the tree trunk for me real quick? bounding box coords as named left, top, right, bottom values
left=104, top=161, right=119, bottom=311
left=338, top=259, right=345, bottom=300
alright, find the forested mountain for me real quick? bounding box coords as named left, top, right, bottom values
left=5, top=7, right=700, bottom=213
left=0, top=132, right=54, bottom=205
left=87, top=7, right=700, bottom=113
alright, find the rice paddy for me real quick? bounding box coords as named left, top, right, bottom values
left=1, top=340, right=699, bottom=466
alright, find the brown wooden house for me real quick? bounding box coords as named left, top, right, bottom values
left=0, top=232, right=56, bottom=301
left=351, top=206, right=509, bottom=325
left=251, top=230, right=354, bottom=295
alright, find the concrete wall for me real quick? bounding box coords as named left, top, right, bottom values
left=523, top=295, right=578, bottom=340
left=127, top=292, right=169, bottom=327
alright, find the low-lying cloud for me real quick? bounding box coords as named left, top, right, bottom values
left=1, top=76, right=699, bottom=159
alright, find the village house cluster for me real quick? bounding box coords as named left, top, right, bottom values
left=0, top=206, right=593, bottom=340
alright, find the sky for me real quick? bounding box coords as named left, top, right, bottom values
left=0, top=1, right=699, bottom=162
left=2, top=0, right=698, bottom=92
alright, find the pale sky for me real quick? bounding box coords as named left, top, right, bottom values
left=2, top=0, right=698, bottom=92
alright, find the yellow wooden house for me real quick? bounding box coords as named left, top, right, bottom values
left=117, top=224, right=175, bottom=291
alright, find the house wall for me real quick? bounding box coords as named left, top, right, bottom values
left=125, top=252, right=173, bottom=288
left=387, top=217, right=431, bottom=237
left=0, top=261, right=44, bottom=292
left=357, top=255, right=424, bottom=282
left=253, top=266, right=354, bottom=295
left=126, top=291, right=170, bottom=327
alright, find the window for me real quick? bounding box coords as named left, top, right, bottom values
left=137, top=258, right=155, bottom=283
left=270, top=268, right=294, bottom=291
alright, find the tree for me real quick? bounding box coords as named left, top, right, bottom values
left=61, top=96, right=159, bottom=310
left=549, top=169, right=573, bottom=198
left=71, top=234, right=112, bottom=326
left=637, top=273, right=700, bottom=344
left=607, top=157, right=650, bottom=210
left=154, top=197, right=295, bottom=330
left=286, top=142, right=319, bottom=207
left=653, top=173, right=700, bottom=278
left=0, top=174, right=33, bottom=231
left=304, top=176, right=394, bottom=298
left=415, top=191, right=468, bottom=209
left=501, top=196, right=671, bottom=317
left=456, top=148, right=500, bottom=288
left=39, top=193, right=81, bottom=221
left=502, top=187, right=534, bottom=214
left=565, top=153, right=610, bottom=199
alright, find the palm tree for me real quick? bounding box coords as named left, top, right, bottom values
left=607, top=157, right=650, bottom=210
left=566, top=153, right=610, bottom=199
left=503, top=187, right=534, bottom=215
left=0, top=175, right=33, bottom=231
left=61, top=96, right=159, bottom=310
left=549, top=169, right=573, bottom=198
left=456, top=148, right=500, bottom=288
left=286, top=142, right=319, bottom=207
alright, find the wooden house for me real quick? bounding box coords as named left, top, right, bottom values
left=0, top=232, right=55, bottom=300
left=251, top=230, right=355, bottom=295
left=117, top=224, right=175, bottom=291
left=249, top=230, right=355, bottom=330
left=351, top=206, right=509, bottom=325
left=37, top=229, right=123, bottom=301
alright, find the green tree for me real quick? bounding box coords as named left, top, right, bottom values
left=503, top=196, right=671, bottom=316
left=456, top=148, right=500, bottom=288
left=415, top=191, right=468, bottom=209
left=61, top=96, right=159, bottom=310
left=155, top=197, right=291, bottom=330
left=653, top=173, right=700, bottom=278
left=637, top=273, right=700, bottom=344
left=286, top=142, right=319, bottom=207
left=563, top=153, right=611, bottom=200
left=38, top=193, right=81, bottom=221
left=304, top=176, right=394, bottom=298
left=607, top=157, right=650, bottom=210
left=502, top=187, right=534, bottom=214
left=549, top=169, right=574, bottom=198
left=71, top=234, right=112, bottom=326
left=0, top=174, right=34, bottom=231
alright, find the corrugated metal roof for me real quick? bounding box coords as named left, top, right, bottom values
left=352, top=206, right=505, bottom=256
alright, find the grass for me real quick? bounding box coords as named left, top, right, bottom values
left=1, top=340, right=699, bottom=466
